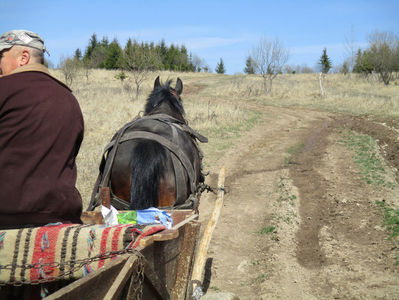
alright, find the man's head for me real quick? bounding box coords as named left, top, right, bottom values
left=0, top=30, right=47, bottom=76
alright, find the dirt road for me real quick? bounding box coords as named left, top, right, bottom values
left=198, top=105, right=399, bottom=299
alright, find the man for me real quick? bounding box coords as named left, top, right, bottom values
left=0, top=30, right=84, bottom=228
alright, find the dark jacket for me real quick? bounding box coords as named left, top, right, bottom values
left=0, top=64, right=84, bottom=225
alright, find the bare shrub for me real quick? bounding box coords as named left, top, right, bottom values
left=58, top=56, right=81, bottom=87
left=126, top=71, right=150, bottom=100
left=231, top=73, right=245, bottom=89
left=244, top=82, right=263, bottom=97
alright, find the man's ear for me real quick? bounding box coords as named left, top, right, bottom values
left=18, top=49, right=30, bottom=66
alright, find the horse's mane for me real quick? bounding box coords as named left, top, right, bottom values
left=144, top=79, right=185, bottom=115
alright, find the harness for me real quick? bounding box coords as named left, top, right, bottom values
left=87, top=113, right=207, bottom=211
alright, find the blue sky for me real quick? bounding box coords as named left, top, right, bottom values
left=1, top=0, right=398, bottom=74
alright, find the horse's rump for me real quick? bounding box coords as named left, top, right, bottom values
left=89, top=114, right=205, bottom=211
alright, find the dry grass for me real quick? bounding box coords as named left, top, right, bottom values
left=49, top=69, right=399, bottom=208
left=225, top=73, right=399, bottom=117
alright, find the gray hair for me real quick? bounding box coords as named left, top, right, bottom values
left=28, top=47, right=44, bottom=64
left=12, top=45, right=44, bottom=64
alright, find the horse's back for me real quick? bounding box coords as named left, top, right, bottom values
left=124, top=118, right=201, bottom=172
left=110, top=117, right=202, bottom=209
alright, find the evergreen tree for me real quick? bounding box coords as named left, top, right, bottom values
left=74, top=48, right=82, bottom=61
left=101, top=36, right=109, bottom=48
left=166, top=44, right=179, bottom=70
left=244, top=56, right=255, bottom=74
left=124, top=38, right=134, bottom=54
left=353, top=49, right=373, bottom=74
left=352, top=49, right=363, bottom=73
left=159, top=39, right=168, bottom=69
left=123, top=38, right=140, bottom=70
left=340, top=61, right=349, bottom=75
left=84, top=33, right=99, bottom=61
left=319, top=48, right=332, bottom=73
left=103, top=38, right=123, bottom=69
left=179, top=45, right=189, bottom=71
left=215, top=58, right=225, bottom=74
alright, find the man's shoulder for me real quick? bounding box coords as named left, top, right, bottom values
left=3, top=64, right=72, bottom=92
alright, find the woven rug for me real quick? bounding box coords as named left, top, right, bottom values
left=0, top=223, right=165, bottom=285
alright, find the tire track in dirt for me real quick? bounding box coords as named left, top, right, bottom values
left=290, top=119, right=332, bottom=269
left=200, top=106, right=399, bottom=299
left=199, top=106, right=331, bottom=298
left=287, top=116, right=399, bottom=299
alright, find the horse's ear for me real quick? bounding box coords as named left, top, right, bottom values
left=175, top=78, right=183, bottom=95
left=154, top=76, right=161, bottom=89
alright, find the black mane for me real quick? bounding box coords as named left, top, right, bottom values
left=144, top=79, right=185, bottom=115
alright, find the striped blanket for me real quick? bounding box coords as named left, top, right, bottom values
left=0, top=223, right=165, bottom=285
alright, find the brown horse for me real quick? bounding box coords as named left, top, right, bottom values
left=88, top=77, right=207, bottom=211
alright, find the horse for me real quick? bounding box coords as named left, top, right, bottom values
left=88, top=76, right=207, bottom=211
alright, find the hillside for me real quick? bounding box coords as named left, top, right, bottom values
left=56, top=70, right=399, bottom=299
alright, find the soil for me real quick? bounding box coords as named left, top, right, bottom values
left=197, top=103, right=399, bottom=299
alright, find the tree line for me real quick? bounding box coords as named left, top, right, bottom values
left=73, top=33, right=197, bottom=72
left=59, top=33, right=211, bottom=96
left=58, top=30, right=398, bottom=93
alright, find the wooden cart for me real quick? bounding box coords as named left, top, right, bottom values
left=45, top=209, right=201, bottom=300
left=1, top=167, right=225, bottom=300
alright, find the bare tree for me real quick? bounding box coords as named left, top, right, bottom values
left=283, top=65, right=294, bottom=74
left=251, top=37, right=290, bottom=93
left=344, top=25, right=357, bottom=73
left=82, top=61, right=92, bottom=83
left=58, top=55, right=81, bottom=87
left=122, top=41, right=161, bottom=99
left=191, top=54, right=207, bottom=72
left=301, top=65, right=314, bottom=73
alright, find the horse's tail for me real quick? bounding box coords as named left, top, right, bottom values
left=129, top=139, right=166, bottom=210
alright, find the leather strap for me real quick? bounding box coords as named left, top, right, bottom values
left=87, top=114, right=207, bottom=211
left=169, top=123, right=187, bottom=206
left=87, top=115, right=142, bottom=210
left=110, top=131, right=197, bottom=193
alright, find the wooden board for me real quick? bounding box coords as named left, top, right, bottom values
left=42, top=209, right=200, bottom=300
left=191, top=166, right=226, bottom=297
left=171, top=220, right=201, bottom=300
left=44, top=255, right=138, bottom=300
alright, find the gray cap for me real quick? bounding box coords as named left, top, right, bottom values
left=0, top=30, right=49, bottom=54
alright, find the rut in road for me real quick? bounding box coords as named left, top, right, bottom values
left=199, top=107, right=329, bottom=297
left=199, top=106, right=399, bottom=299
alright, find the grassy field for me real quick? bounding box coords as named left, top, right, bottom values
left=50, top=69, right=399, bottom=208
